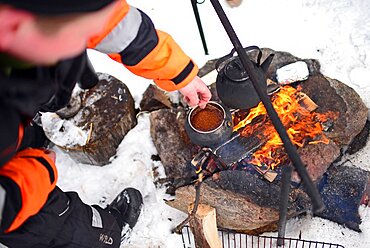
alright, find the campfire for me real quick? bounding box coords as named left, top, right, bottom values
left=149, top=48, right=369, bottom=237
left=187, top=84, right=340, bottom=183
left=232, top=85, right=338, bottom=170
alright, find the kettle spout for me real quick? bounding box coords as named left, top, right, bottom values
left=260, top=53, right=275, bottom=73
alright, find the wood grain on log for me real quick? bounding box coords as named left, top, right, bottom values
left=56, top=73, right=137, bottom=166
left=167, top=176, right=311, bottom=232
left=188, top=204, right=222, bottom=248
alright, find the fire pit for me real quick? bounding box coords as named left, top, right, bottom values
left=149, top=48, right=369, bottom=233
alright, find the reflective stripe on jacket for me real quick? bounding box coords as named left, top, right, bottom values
left=88, top=0, right=198, bottom=91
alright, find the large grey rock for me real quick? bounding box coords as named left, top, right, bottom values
left=299, top=75, right=368, bottom=147
left=294, top=141, right=340, bottom=183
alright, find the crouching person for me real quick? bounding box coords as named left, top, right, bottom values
left=0, top=147, right=141, bottom=247
left=0, top=0, right=211, bottom=247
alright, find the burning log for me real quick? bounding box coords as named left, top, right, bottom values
left=297, top=92, right=318, bottom=112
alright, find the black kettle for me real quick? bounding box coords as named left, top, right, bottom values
left=215, top=46, right=274, bottom=110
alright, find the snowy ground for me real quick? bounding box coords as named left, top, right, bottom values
left=54, top=0, right=370, bottom=247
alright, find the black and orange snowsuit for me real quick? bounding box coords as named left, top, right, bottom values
left=0, top=1, right=198, bottom=247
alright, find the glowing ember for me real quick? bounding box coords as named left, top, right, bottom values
left=233, top=86, right=337, bottom=169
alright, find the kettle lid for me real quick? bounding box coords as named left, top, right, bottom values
left=224, top=58, right=249, bottom=82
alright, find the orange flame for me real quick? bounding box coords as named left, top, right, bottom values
left=233, top=86, right=337, bottom=169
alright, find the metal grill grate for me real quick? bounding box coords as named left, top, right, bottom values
left=181, top=226, right=345, bottom=248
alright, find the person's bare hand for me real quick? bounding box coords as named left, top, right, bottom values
left=178, top=76, right=211, bottom=109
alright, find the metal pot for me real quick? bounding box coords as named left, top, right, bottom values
left=185, top=101, right=233, bottom=148
left=215, top=46, right=274, bottom=109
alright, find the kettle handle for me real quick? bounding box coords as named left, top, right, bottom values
left=215, top=45, right=262, bottom=72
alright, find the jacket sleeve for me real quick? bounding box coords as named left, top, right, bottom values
left=0, top=104, right=58, bottom=233
left=87, top=0, right=198, bottom=92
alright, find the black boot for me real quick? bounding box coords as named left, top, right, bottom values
left=105, top=188, right=143, bottom=241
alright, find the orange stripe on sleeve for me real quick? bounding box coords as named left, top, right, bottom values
left=108, top=53, right=123, bottom=64
left=124, top=31, right=199, bottom=91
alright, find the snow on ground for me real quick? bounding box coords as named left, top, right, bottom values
left=54, top=0, right=370, bottom=247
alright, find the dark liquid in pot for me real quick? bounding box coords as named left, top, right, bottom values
left=190, top=105, right=224, bottom=132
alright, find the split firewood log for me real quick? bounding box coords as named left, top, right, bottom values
left=188, top=204, right=222, bottom=248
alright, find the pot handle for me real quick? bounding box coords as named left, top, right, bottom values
left=224, top=119, right=233, bottom=129
left=215, top=45, right=263, bottom=72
